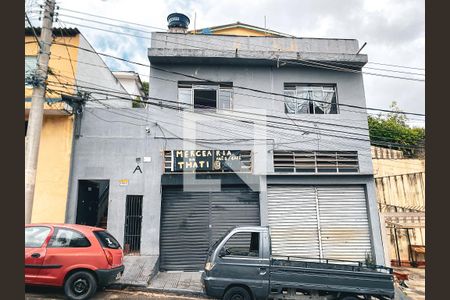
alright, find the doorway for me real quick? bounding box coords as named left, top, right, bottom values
left=76, top=180, right=110, bottom=228
left=123, top=195, right=143, bottom=255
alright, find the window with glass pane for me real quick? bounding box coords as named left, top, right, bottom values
left=178, top=88, right=192, bottom=109
left=25, top=56, right=37, bottom=87
left=25, top=226, right=51, bottom=248
left=284, top=84, right=338, bottom=114
left=48, top=228, right=91, bottom=248
left=178, top=82, right=233, bottom=111
left=221, top=232, right=260, bottom=258
left=218, top=88, right=232, bottom=110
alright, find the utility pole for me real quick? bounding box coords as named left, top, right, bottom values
left=25, top=0, right=56, bottom=223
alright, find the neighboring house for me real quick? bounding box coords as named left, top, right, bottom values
left=372, top=146, right=426, bottom=267
left=66, top=15, right=385, bottom=271
left=190, top=21, right=295, bottom=37
left=25, top=27, right=131, bottom=224
left=112, top=71, right=146, bottom=107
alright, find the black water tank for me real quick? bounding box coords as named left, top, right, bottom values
left=167, top=13, right=190, bottom=29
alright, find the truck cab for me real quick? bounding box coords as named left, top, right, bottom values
left=203, top=226, right=270, bottom=300
left=202, top=226, right=395, bottom=300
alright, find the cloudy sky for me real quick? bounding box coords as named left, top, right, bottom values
left=27, top=0, right=425, bottom=125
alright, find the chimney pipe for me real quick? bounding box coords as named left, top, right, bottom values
left=167, top=13, right=190, bottom=33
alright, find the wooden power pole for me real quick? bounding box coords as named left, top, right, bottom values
left=25, top=0, right=56, bottom=223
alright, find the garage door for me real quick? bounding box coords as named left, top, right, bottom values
left=160, top=186, right=260, bottom=271
left=268, top=185, right=372, bottom=262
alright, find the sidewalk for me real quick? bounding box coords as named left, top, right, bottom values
left=394, top=267, right=426, bottom=300
left=116, top=255, right=159, bottom=286
left=148, top=272, right=204, bottom=296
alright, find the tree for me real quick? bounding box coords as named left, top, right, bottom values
left=368, top=101, right=425, bottom=157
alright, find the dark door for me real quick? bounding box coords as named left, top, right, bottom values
left=76, top=181, right=100, bottom=226
left=160, top=186, right=260, bottom=271
left=124, top=195, right=143, bottom=255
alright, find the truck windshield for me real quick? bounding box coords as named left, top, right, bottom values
left=208, top=228, right=235, bottom=254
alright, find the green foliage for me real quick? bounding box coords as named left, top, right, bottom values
left=368, top=102, right=425, bottom=157
left=132, top=96, right=145, bottom=108
left=142, top=81, right=149, bottom=96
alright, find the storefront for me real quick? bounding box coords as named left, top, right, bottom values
left=267, top=185, right=372, bottom=262
left=159, top=149, right=261, bottom=271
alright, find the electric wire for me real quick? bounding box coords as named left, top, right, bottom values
left=46, top=77, right=424, bottom=147
left=46, top=79, right=412, bottom=146
left=54, top=16, right=425, bottom=83
left=42, top=40, right=425, bottom=117
left=57, top=7, right=425, bottom=72
left=47, top=80, right=424, bottom=152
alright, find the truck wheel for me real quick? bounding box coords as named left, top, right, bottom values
left=64, top=270, right=97, bottom=300
left=223, top=286, right=252, bottom=300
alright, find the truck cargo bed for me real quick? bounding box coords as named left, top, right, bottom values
left=270, top=257, right=394, bottom=299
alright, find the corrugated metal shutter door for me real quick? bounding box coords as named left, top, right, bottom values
left=210, top=188, right=260, bottom=246
left=317, top=186, right=372, bottom=262
left=160, top=189, right=210, bottom=271
left=160, top=186, right=260, bottom=271
left=267, top=186, right=321, bottom=258
left=268, top=185, right=372, bottom=262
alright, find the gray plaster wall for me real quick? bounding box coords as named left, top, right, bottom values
left=150, top=32, right=361, bottom=53
left=76, top=35, right=132, bottom=108
left=66, top=33, right=385, bottom=264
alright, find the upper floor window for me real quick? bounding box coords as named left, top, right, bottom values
left=178, top=82, right=233, bottom=110
left=25, top=55, right=38, bottom=87
left=284, top=84, right=338, bottom=114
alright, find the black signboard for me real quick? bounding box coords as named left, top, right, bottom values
left=172, top=150, right=244, bottom=172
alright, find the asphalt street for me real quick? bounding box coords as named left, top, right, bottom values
left=25, top=286, right=210, bottom=299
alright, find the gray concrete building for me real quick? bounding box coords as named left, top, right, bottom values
left=66, top=18, right=386, bottom=273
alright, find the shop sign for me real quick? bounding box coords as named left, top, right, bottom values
left=171, top=150, right=245, bottom=172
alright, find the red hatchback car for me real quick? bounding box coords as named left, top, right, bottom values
left=25, top=224, right=124, bottom=300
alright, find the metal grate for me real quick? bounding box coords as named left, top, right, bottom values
left=273, top=150, right=359, bottom=173
left=123, top=195, right=143, bottom=255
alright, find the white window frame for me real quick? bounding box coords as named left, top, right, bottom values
left=178, top=83, right=233, bottom=111
left=284, top=84, right=339, bottom=115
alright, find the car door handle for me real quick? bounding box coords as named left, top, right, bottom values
left=31, top=253, right=41, bottom=258
left=259, top=267, right=267, bottom=275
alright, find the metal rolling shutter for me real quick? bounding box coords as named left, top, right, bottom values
left=210, top=188, right=260, bottom=246
left=317, top=186, right=372, bottom=262
left=268, top=186, right=321, bottom=258
left=160, top=186, right=260, bottom=271
left=160, top=189, right=210, bottom=271
left=268, top=185, right=372, bottom=262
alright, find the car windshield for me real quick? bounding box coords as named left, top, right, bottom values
left=25, top=226, right=51, bottom=248
left=94, top=230, right=121, bottom=249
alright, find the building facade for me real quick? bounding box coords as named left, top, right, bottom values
left=25, top=27, right=131, bottom=223
left=66, top=20, right=386, bottom=270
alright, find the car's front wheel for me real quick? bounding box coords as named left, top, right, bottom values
left=64, top=270, right=97, bottom=300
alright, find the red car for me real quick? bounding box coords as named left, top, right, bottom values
left=25, top=224, right=124, bottom=300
